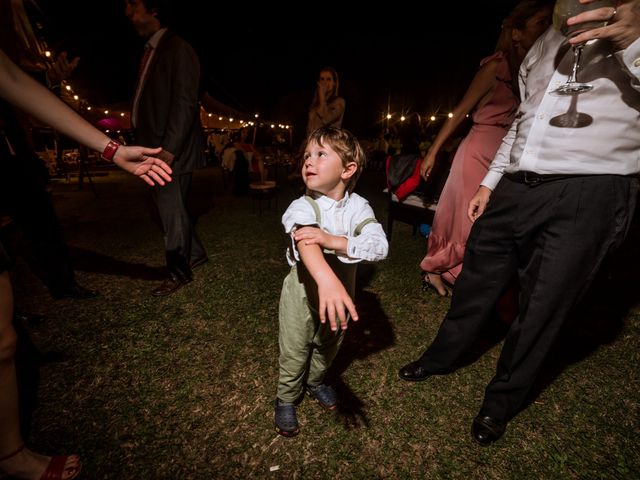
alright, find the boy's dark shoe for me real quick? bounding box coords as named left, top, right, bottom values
left=274, top=399, right=300, bottom=437
left=306, top=384, right=337, bottom=410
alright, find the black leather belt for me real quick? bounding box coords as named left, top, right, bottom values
left=504, top=171, right=588, bottom=186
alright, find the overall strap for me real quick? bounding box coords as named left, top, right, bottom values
left=305, top=195, right=377, bottom=238
left=354, top=218, right=377, bottom=237
left=304, top=195, right=335, bottom=254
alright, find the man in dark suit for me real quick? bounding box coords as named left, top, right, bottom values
left=126, top=0, right=208, bottom=296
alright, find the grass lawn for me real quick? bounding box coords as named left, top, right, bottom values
left=8, top=165, right=639, bottom=479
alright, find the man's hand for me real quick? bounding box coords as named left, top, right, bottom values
left=157, top=148, right=176, bottom=166
left=569, top=0, right=640, bottom=50
left=467, top=186, right=493, bottom=223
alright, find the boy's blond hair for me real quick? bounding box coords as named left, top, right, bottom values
left=306, top=127, right=366, bottom=193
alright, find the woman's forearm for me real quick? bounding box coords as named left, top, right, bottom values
left=0, top=49, right=111, bottom=154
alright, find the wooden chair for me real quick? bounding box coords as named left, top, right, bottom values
left=249, top=155, right=278, bottom=215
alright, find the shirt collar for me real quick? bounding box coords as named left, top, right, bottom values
left=146, top=28, right=167, bottom=49
left=310, top=190, right=350, bottom=210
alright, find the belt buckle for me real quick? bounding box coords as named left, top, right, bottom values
left=523, top=172, right=541, bottom=186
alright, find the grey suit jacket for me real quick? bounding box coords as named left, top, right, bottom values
left=134, top=30, right=205, bottom=175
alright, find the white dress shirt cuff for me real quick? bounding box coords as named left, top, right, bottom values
left=481, top=170, right=504, bottom=191
left=616, top=36, right=640, bottom=85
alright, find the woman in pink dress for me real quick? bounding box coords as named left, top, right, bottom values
left=419, top=0, right=553, bottom=296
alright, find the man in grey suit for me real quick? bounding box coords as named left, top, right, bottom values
left=126, top=0, right=208, bottom=296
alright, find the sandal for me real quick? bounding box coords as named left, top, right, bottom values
left=41, top=454, right=82, bottom=480
left=421, top=271, right=452, bottom=297
left=0, top=444, right=81, bottom=480
left=274, top=398, right=300, bottom=437
left=306, top=384, right=337, bottom=410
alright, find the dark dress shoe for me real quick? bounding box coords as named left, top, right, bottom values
left=51, top=282, right=99, bottom=300
left=190, top=256, right=208, bottom=270
left=398, top=361, right=433, bottom=382
left=151, top=275, right=191, bottom=296
left=471, top=415, right=506, bottom=446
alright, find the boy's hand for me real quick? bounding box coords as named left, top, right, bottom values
left=295, top=238, right=356, bottom=330
left=317, top=276, right=359, bottom=331
left=294, top=226, right=346, bottom=253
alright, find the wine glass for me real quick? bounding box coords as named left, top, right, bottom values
left=551, top=0, right=615, bottom=95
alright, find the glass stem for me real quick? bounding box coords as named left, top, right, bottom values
left=568, top=44, right=584, bottom=84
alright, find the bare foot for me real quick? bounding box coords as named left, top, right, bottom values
left=423, top=272, right=452, bottom=297
left=0, top=445, right=81, bottom=480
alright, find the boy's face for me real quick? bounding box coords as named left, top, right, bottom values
left=302, top=139, right=354, bottom=201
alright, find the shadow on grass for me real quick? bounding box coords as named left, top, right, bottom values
left=327, top=263, right=395, bottom=430
left=14, top=315, right=70, bottom=439
left=411, top=221, right=640, bottom=422
left=446, top=228, right=640, bottom=421
left=524, top=225, right=640, bottom=412
left=69, top=246, right=166, bottom=280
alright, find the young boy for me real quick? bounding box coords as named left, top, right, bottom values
left=275, top=127, right=389, bottom=436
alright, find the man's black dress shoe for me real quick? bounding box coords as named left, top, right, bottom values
left=51, top=282, right=99, bottom=300
left=471, top=415, right=506, bottom=446
left=190, top=256, right=209, bottom=270
left=151, top=274, right=192, bottom=296
left=398, top=361, right=433, bottom=382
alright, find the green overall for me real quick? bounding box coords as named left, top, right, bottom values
left=277, top=196, right=376, bottom=402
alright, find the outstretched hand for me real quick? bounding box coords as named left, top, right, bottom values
left=113, top=146, right=173, bottom=186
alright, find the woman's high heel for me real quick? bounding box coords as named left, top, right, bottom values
left=421, top=271, right=452, bottom=297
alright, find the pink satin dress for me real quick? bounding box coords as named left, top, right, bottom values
left=420, top=52, right=518, bottom=284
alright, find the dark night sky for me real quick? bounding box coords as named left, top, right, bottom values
left=35, top=0, right=523, bottom=138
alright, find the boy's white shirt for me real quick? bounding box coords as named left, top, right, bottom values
left=282, top=191, right=389, bottom=267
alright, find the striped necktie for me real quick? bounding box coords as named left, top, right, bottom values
left=132, top=44, right=154, bottom=127
left=135, top=44, right=153, bottom=91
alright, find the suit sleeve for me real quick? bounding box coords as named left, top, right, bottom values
left=162, top=41, right=201, bottom=157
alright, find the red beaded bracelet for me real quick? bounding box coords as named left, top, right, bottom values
left=101, top=140, right=121, bottom=162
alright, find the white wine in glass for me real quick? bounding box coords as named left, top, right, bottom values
left=551, top=0, right=615, bottom=95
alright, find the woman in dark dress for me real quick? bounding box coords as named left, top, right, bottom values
left=0, top=48, right=172, bottom=480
